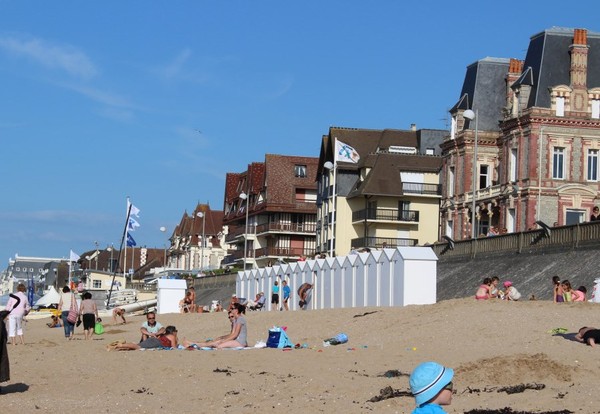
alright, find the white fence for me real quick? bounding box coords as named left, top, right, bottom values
left=236, top=247, right=438, bottom=311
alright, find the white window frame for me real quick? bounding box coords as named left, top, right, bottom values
left=510, top=148, right=518, bottom=182
left=479, top=164, right=490, bottom=189
left=507, top=208, right=516, bottom=233
left=552, top=147, right=565, bottom=179
left=446, top=220, right=453, bottom=238
left=556, top=96, right=565, bottom=116
left=448, top=166, right=455, bottom=197
left=592, top=99, right=600, bottom=119
left=587, top=149, right=599, bottom=181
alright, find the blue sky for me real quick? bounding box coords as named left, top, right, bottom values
left=0, top=1, right=598, bottom=265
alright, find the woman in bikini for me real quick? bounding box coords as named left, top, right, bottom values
left=475, top=277, right=492, bottom=300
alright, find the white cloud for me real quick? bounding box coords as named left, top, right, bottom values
left=0, top=35, right=98, bottom=79
left=163, top=48, right=192, bottom=79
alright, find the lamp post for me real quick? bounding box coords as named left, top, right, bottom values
left=159, top=226, right=168, bottom=271
left=323, top=161, right=335, bottom=256
left=107, top=244, right=114, bottom=272
left=94, top=241, right=99, bottom=270
left=239, top=192, right=249, bottom=270
left=463, top=109, right=479, bottom=239
left=196, top=212, right=206, bottom=274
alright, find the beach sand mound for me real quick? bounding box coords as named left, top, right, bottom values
left=457, top=353, right=573, bottom=385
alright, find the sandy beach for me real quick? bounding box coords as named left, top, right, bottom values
left=1, top=298, right=598, bottom=413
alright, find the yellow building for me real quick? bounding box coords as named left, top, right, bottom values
left=316, top=127, right=445, bottom=256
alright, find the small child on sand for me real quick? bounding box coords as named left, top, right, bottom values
left=475, top=278, right=492, bottom=300
left=552, top=276, right=564, bottom=303
left=573, top=286, right=587, bottom=302
left=410, top=361, right=454, bottom=413
left=503, top=281, right=521, bottom=301
left=561, top=280, right=574, bottom=303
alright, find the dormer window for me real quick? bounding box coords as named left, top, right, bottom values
left=294, top=165, right=307, bottom=178
left=592, top=99, right=600, bottom=119
left=556, top=96, right=565, bottom=116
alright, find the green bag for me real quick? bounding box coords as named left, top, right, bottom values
left=94, top=322, right=105, bottom=335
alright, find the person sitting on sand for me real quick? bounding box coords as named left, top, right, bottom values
left=112, top=326, right=179, bottom=351
left=228, top=294, right=239, bottom=311
left=112, top=308, right=127, bottom=325
left=47, top=315, right=62, bottom=328
left=573, top=286, right=587, bottom=302
left=475, top=278, right=492, bottom=300
left=575, top=327, right=600, bottom=347
left=180, top=291, right=194, bottom=313
left=409, top=361, right=454, bottom=413
left=140, top=312, right=165, bottom=341
left=183, top=303, right=247, bottom=349
left=503, top=281, right=521, bottom=301
left=248, top=293, right=266, bottom=311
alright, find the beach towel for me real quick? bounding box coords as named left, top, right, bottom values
left=266, top=326, right=293, bottom=349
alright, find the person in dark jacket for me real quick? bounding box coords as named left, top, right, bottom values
left=1, top=293, right=21, bottom=388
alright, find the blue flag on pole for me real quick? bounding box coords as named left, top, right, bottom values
left=127, top=233, right=137, bottom=247
left=27, top=275, right=34, bottom=305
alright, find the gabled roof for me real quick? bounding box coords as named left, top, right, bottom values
left=318, top=127, right=426, bottom=172
left=347, top=152, right=442, bottom=198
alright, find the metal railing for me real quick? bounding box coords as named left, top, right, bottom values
left=351, top=236, right=418, bottom=249
left=254, top=247, right=316, bottom=258
left=255, top=222, right=317, bottom=234
left=401, top=182, right=442, bottom=196
left=432, top=221, right=600, bottom=259
left=352, top=208, right=419, bottom=222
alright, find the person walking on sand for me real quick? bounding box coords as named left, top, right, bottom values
left=5, top=283, right=30, bottom=345
left=271, top=280, right=280, bottom=311
left=282, top=280, right=291, bottom=311
left=58, top=286, right=77, bottom=340
left=79, top=291, right=99, bottom=340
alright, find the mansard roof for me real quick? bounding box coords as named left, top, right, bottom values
left=520, top=27, right=600, bottom=108
left=450, top=57, right=510, bottom=131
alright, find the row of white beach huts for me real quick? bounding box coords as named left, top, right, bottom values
left=236, top=247, right=438, bottom=311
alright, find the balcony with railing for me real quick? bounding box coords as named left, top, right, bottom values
left=255, top=222, right=317, bottom=235
left=351, top=236, right=418, bottom=249
left=352, top=208, right=419, bottom=223
left=401, top=182, right=442, bottom=196
left=255, top=246, right=316, bottom=259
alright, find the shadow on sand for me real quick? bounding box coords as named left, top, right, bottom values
left=0, top=382, right=29, bottom=394
left=553, top=332, right=579, bottom=342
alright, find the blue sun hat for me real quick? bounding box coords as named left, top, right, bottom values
left=410, top=362, right=454, bottom=406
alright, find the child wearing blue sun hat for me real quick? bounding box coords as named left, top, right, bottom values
left=409, top=361, right=454, bottom=413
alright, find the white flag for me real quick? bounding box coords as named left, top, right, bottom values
left=335, top=140, right=360, bottom=163
left=127, top=199, right=140, bottom=218
left=128, top=217, right=140, bottom=232
left=69, top=250, right=80, bottom=262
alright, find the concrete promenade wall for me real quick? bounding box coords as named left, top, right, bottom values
left=435, top=224, right=600, bottom=301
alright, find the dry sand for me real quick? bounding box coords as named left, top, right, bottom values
left=2, top=298, right=599, bottom=413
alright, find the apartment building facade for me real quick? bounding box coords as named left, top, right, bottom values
left=316, top=126, right=445, bottom=257
left=223, top=154, right=319, bottom=268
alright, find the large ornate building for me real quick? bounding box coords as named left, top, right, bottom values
left=441, top=27, right=600, bottom=240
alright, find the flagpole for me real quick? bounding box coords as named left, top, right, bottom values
left=329, top=138, right=337, bottom=257
left=106, top=199, right=133, bottom=309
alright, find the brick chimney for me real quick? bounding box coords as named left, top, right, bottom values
left=569, top=28, right=589, bottom=111
left=506, top=58, right=524, bottom=115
